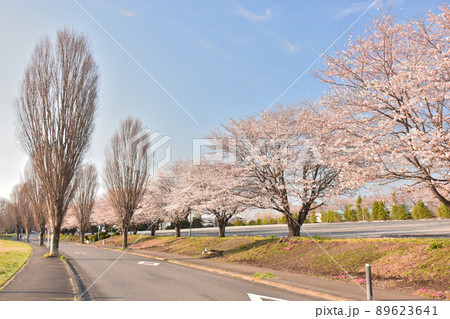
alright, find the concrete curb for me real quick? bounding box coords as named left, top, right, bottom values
left=60, top=253, right=81, bottom=301
left=90, top=244, right=351, bottom=301
left=0, top=243, right=33, bottom=292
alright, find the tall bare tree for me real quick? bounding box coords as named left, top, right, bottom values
left=73, top=164, right=98, bottom=244
left=15, top=29, right=98, bottom=254
left=24, top=164, right=47, bottom=245
left=18, top=182, right=34, bottom=242
left=104, top=118, right=151, bottom=248
left=9, top=185, right=22, bottom=240
left=0, top=198, right=7, bottom=233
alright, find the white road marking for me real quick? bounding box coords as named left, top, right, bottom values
left=137, top=261, right=160, bottom=266
left=247, top=293, right=288, bottom=301
left=73, top=251, right=87, bottom=255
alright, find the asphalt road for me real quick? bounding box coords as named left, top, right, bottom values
left=144, top=219, right=450, bottom=238
left=59, top=242, right=323, bottom=301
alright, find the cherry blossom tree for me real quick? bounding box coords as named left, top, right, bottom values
left=131, top=203, right=161, bottom=236
left=91, top=194, right=117, bottom=228
left=316, top=7, right=450, bottom=207
left=179, top=162, right=251, bottom=237
left=61, top=207, right=78, bottom=230
left=208, top=104, right=342, bottom=236
left=153, top=161, right=193, bottom=237
left=134, top=185, right=168, bottom=236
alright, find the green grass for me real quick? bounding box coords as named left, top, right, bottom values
left=0, top=239, right=32, bottom=286
left=59, top=234, right=80, bottom=242
left=252, top=272, right=277, bottom=278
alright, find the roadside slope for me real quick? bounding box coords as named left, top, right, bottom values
left=92, top=235, right=449, bottom=300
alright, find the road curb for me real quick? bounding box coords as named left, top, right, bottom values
left=0, top=243, right=33, bottom=292
left=60, top=253, right=81, bottom=301
left=92, top=245, right=351, bottom=301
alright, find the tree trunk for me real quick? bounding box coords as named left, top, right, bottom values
left=132, top=228, right=138, bottom=235
left=122, top=225, right=128, bottom=248
left=150, top=224, right=157, bottom=236
left=50, top=227, right=60, bottom=255
left=429, top=183, right=450, bottom=208
left=25, top=229, right=30, bottom=242
left=38, top=231, right=45, bottom=246
left=175, top=225, right=181, bottom=237
left=16, top=226, right=20, bottom=240
left=286, top=215, right=300, bottom=237
left=218, top=220, right=227, bottom=237
left=80, top=230, right=85, bottom=244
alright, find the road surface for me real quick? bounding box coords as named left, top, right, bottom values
left=143, top=219, right=450, bottom=238
left=59, top=242, right=323, bottom=301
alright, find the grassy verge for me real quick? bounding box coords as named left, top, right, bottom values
left=99, top=235, right=449, bottom=299
left=59, top=234, right=80, bottom=242
left=0, top=237, right=32, bottom=286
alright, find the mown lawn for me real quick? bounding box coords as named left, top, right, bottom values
left=0, top=237, right=32, bottom=286
left=99, top=235, right=449, bottom=299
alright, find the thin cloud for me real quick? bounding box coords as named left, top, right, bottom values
left=231, top=2, right=297, bottom=54
left=117, top=9, right=140, bottom=17
left=187, top=29, right=237, bottom=60
left=234, top=2, right=272, bottom=22
left=335, top=2, right=372, bottom=19
left=262, top=27, right=299, bottom=53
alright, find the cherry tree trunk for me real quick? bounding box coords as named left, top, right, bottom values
left=175, top=225, right=181, bottom=237
left=218, top=221, right=227, bottom=237
left=80, top=230, right=85, bottom=244
left=15, top=226, right=20, bottom=240
left=150, top=224, right=157, bottom=236
left=25, top=229, right=30, bottom=242
left=122, top=226, right=128, bottom=248
left=286, top=216, right=300, bottom=237
left=132, top=228, right=138, bottom=235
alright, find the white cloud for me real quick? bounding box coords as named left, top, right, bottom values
left=234, top=2, right=272, bottom=22
left=230, top=2, right=297, bottom=54
left=261, top=27, right=299, bottom=53
left=187, top=29, right=237, bottom=60
left=335, top=2, right=373, bottom=19
left=117, top=9, right=140, bottom=17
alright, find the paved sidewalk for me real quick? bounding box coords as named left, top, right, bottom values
left=113, top=247, right=427, bottom=301
left=0, top=243, right=75, bottom=301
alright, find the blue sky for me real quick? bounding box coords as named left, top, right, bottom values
left=0, top=0, right=445, bottom=198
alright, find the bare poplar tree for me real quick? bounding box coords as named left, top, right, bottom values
left=9, top=185, right=22, bottom=240
left=15, top=29, right=98, bottom=254
left=18, top=182, right=34, bottom=242
left=104, top=118, right=151, bottom=248
left=0, top=198, right=7, bottom=233
left=24, top=164, right=47, bottom=245
left=73, top=164, right=98, bottom=244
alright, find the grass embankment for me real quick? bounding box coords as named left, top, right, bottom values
left=0, top=236, right=32, bottom=286
left=59, top=234, right=80, bottom=242
left=99, top=235, right=449, bottom=299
